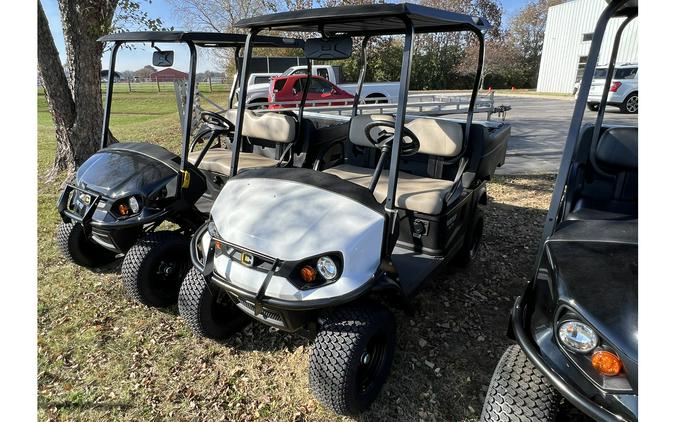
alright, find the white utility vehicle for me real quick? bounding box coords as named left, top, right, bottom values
left=178, top=3, right=510, bottom=416
left=244, top=64, right=399, bottom=106
left=587, top=63, right=638, bottom=113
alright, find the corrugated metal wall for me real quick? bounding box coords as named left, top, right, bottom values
left=536, top=0, right=638, bottom=93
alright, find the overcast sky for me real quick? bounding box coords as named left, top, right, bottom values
left=41, top=0, right=529, bottom=73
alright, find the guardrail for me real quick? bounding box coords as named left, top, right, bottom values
left=242, top=92, right=508, bottom=121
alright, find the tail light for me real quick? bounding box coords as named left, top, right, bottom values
left=610, top=81, right=622, bottom=92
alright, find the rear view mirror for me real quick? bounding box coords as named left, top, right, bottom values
left=304, top=37, right=352, bottom=60
left=153, top=50, right=174, bottom=67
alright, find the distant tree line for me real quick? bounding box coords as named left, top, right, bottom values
left=173, top=0, right=562, bottom=90
left=38, top=0, right=559, bottom=176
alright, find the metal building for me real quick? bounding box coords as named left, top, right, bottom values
left=537, top=0, right=637, bottom=94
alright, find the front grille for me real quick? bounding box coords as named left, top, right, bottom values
left=233, top=296, right=285, bottom=327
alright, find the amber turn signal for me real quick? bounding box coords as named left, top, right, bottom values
left=299, top=266, right=317, bottom=283
left=592, top=350, right=622, bottom=376
left=118, top=203, right=130, bottom=216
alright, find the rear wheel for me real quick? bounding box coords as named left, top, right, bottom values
left=309, top=302, right=396, bottom=416
left=481, top=345, right=559, bottom=422
left=620, top=92, right=638, bottom=114
left=454, top=208, right=484, bottom=267
left=122, top=231, right=190, bottom=307
left=586, top=102, right=599, bottom=111
left=178, top=266, right=249, bottom=339
left=56, top=222, right=117, bottom=268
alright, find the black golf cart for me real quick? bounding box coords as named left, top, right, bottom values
left=481, top=1, right=637, bottom=421
left=177, top=3, right=510, bottom=415
left=56, top=31, right=310, bottom=307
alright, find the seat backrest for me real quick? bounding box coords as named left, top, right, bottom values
left=347, top=115, right=462, bottom=158
left=594, top=127, right=638, bottom=171
left=348, top=114, right=395, bottom=147
left=224, top=109, right=296, bottom=144
left=406, top=118, right=463, bottom=157
left=565, top=126, right=638, bottom=220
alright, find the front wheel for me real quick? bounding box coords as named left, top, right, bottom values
left=481, top=344, right=559, bottom=422
left=178, top=266, right=249, bottom=339
left=56, top=222, right=118, bottom=268
left=620, top=92, right=638, bottom=114
left=121, top=231, right=190, bottom=307
left=309, top=301, right=396, bottom=416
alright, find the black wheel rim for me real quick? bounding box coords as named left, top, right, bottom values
left=150, top=252, right=188, bottom=300
left=356, top=333, right=387, bottom=396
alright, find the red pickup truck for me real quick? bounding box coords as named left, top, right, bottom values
left=268, top=74, right=354, bottom=109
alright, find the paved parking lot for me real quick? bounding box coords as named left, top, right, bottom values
left=492, top=95, right=638, bottom=175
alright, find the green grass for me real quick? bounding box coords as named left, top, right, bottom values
left=37, top=90, right=342, bottom=421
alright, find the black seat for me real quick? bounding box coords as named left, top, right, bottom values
left=566, top=126, right=638, bottom=221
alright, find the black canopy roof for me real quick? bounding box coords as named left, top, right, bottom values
left=236, top=3, right=490, bottom=35
left=97, top=31, right=304, bottom=48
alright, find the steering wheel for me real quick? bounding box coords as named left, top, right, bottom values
left=190, top=112, right=236, bottom=152
left=363, top=120, right=420, bottom=157
left=200, top=111, right=235, bottom=131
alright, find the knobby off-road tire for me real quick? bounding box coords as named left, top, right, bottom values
left=454, top=208, right=485, bottom=267
left=56, top=222, right=117, bottom=268
left=122, top=231, right=190, bottom=307
left=178, top=266, right=249, bottom=340
left=481, top=344, right=560, bottom=422
left=309, top=302, right=396, bottom=416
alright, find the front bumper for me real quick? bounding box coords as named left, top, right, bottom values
left=58, top=184, right=170, bottom=253
left=511, top=291, right=637, bottom=422
left=189, top=224, right=375, bottom=331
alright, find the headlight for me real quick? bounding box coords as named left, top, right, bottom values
left=207, top=221, right=220, bottom=238
left=129, top=196, right=140, bottom=213
left=317, top=256, right=338, bottom=280
left=558, top=320, right=598, bottom=353
left=291, top=254, right=342, bottom=289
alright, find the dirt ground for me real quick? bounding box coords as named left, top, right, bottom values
left=38, top=173, right=568, bottom=421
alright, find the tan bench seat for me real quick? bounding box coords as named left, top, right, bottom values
left=188, top=148, right=278, bottom=175
left=324, top=164, right=454, bottom=215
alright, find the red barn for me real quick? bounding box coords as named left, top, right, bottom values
left=150, top=68, right=188, bottom=82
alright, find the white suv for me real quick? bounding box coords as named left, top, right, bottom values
left=587, top=63, right=638, bottom=113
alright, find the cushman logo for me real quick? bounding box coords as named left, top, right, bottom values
left=240, top=253, right=254, bottom=267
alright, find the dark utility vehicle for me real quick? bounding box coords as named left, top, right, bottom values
left=177, top=3, right=510, bottom=416
left=481, top=1, right=637, bottom=421
left=56, top=32, right=306, bottom=307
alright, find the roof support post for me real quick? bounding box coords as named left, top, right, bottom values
left=464, top=28, right=484, bottom=151
left=100, top=42, right=120, bottom=149
left=384, top=18, right=415, bottom=238
left=351, top=36, right=371, bottom=117
left=589, top=12, right=636, bottom=177
left=229, top=30, right=259, bottom=177
left=177, top=40, right=198, bottom=198
left=228, top=46, right=243, bottom=109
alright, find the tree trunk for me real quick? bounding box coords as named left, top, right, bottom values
left=37, top=0, right=117, bottom=179
left=38, top=1, right=77, bottom=177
